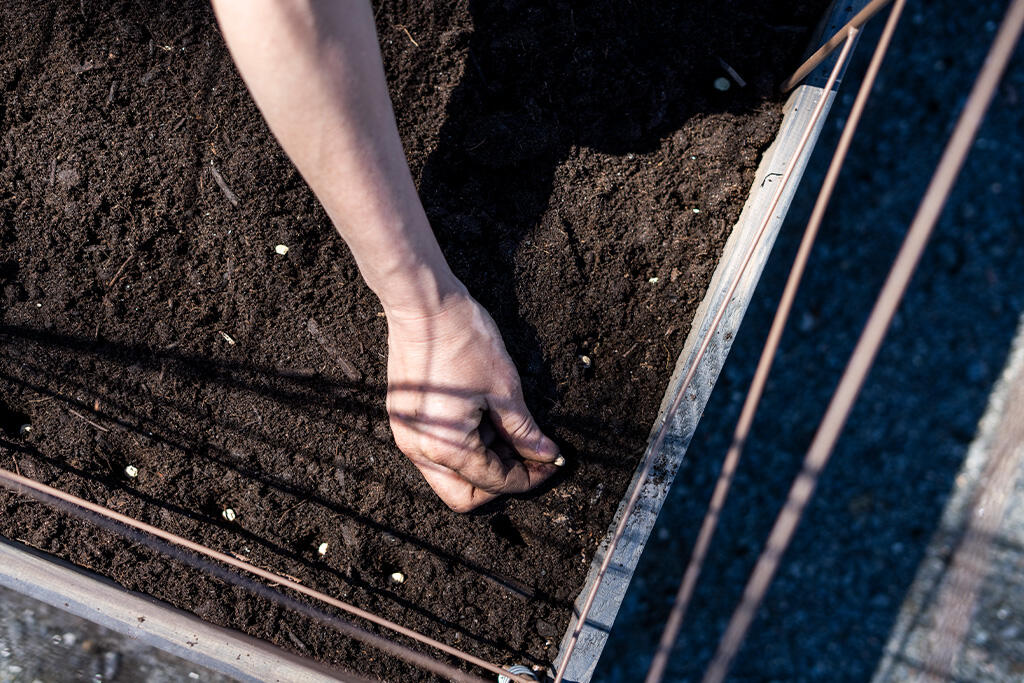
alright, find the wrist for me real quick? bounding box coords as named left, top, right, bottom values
left=371, top=260, right=468, bottom=323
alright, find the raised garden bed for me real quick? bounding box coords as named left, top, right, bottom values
left=1, top=0, right=830, bottom=680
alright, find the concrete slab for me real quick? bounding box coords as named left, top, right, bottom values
left=872, top=311, right=1024, bottom=682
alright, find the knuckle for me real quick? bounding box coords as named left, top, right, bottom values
left=505, top=411, right=536, bottom=439
left=428, top=443, right=469, bottom=470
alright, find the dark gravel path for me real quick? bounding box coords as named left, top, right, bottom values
left=598, top=1, right=1024, bottom=681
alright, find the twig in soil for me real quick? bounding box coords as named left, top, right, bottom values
left=307, top=318, right=362, bottom=382
left=284, top=627, right=310, bottom=654
left=715, top=56, right=747, bottom=88
left=107, top=254, right=136, bottom=288
left=48, top=159, right=56, bottom=186
left=208, top=161, right=239, bottom=207
left=106, top=80, right=118, bottom=105
left=395, top=24, right=419, bottom=47
left=68, top=409, right=109, bottom=432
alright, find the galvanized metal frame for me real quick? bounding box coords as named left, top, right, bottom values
left=552, top=2, right=866, bottom=679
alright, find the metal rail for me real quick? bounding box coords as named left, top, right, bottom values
left=552, top=27, right=859, bottom=683
left=643, top=2, right=907, bottom=680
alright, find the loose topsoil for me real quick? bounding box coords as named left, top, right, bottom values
left=0, top=1, right=828, bottom=680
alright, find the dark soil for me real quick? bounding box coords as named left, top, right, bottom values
left=0, top=0, right=826, bottom=680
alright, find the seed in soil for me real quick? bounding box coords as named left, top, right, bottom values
left=274, top=244, right=289, bottom=255
left=222, top=508, right=237, bottom=522
left=390, top=571, right=405, bottom=584
left=317, top=542, right=329, bottom=555
left=124, top=465, right=138, bottom=478
left=579, top=355, right=593, bottom=369
left=19, top=424, right=31, bottom=435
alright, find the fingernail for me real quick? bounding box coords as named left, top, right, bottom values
left=538, top=437, right=560, bottom=461
left=553, top=455, right=565, bottom=467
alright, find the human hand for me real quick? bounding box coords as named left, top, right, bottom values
left=384, top=290, right=562, bottom=512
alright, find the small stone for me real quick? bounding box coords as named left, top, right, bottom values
left=274, top=244, right=289, bottom=256
left=222, top=508, right=236, bottom=522
left=536, top=619, right=557, bottom=638
left=317, top=542, right=329, bottom=555
left=102, top=651, right=120, bottom=680
left=390, top=571, right=405, bottom=584
left=124, top=465, right=138, bottom=478
left=714, top=77, right=731, bottom=91
left=56, top=167, right=80, bottom=187
left=188, top=674, right=200, bottom=680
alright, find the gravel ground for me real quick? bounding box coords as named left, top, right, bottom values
left=0, top=584, right=231, bottom=683
left=598, top=1, right=1024, bottom=681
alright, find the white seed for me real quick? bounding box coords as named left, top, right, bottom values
left=317, top=542, right=329, bottom=555
left=692, top=208, right=701, bottom=214
left=390, top=571, right=405, bottom=584
left=219, top=331, right=236, bottom=345
left=714, top=77, right=731, bottom=91
left=648, top=277, right=659, bottom=283
left=19, top=424, right=31, bottom=435
left=222, top=508, right=236, bottom=522
left=124, top=465, right=139, bottom=478
left=579, top=355, right=592, bottom=369
left=274, top=244, right=289, bottom=255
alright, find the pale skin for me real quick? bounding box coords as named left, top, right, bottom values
left=211, top=0, right=563, bottom=512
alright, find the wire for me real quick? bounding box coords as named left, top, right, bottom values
left=643, top=2, right=906, bottom=680
left=552, top=27, right=859, bottom=683
left=0, top=466, right=536, bottom=683
left=701, top=1, right=1024, bottom=680
left=780, top=0, right=895, bottom=92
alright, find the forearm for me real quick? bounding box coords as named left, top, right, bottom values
left=211, top=0, right=462, bottom=315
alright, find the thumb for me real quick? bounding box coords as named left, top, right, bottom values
left=488, top=393, right=563, bottom=466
